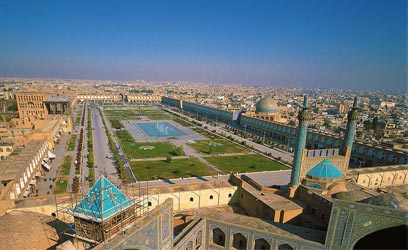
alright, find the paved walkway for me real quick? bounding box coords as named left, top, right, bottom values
left=170, top=141, right=223, bottom=174
left=164, top=108, right=294, bottom=164
left=65, top=104, right=87, bottom=193
left=81, top=105, right=90, bottom=193
left=37, top=131, right=70, bottom=196
left=99, top=105, right=137, bottom=183
left=66, top=103, right=89, bottom=194
left=90, top=106, right=121, bottom=186
left=129, top=152, right=252, bottom=162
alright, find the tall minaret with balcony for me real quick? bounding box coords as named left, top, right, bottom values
left=343, top=96, right=359, bottom=150
left=339, top=96, right=359, bottom=170
left=289, top=95, right=311, bottom=197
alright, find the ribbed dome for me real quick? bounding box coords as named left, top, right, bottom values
left=306, top=159, right=343, bottom=179
left=255, top=96, right=278, bottom=114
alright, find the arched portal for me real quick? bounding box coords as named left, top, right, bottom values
left=186, top=240, right=193, bottom=250
left=278, top=244, right=294, bottom=250
left=232, top=233, right=247, bottom=250
left=196, top=230, right=202, bottom=248
left=212, top=228, right=225, bottom=247
left=353, top=225, right=407, bottom=250
left=255, top=238, right=270, bottom=250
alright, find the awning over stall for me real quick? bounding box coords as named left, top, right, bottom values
left=23, top=189, right=30, bottom=198
left=48, top=151, right=56, bottom=159
left=41, top=160, right=51, bottom=171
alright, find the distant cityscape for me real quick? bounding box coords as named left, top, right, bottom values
left=0, top=76, right=406, bottom=250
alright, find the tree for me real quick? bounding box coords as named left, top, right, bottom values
left=176, top=145, right=184, bottom=156
left=363, top=120, right=373, bottom=130
left=323, top=119, right=332, bottom=128
left=208, top=143, right=214, bottom=154
left=166, top=155, right=172, bottom=163
left=72, top=176, right=80, bottom=193
left=372, top=116, right=383, bottom=139
left=7, top=101, right=18, bottom=112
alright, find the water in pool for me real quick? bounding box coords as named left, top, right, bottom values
left=136, top=122, right=186, bottom=137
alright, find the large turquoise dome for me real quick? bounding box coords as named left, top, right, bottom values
left=255, top=96, right=278, bottom=114
left=306, top=159, right=343, bottom=179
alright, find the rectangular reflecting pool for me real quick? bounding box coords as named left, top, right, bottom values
left=136, top=122, right=186, bottom=137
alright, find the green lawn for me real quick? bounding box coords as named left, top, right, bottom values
left=146, top=115, right=172, bottom=120
left=173, top=118, right=193, bottom=127
left=75, top=106, right=83, bottom=126
left=115, top=130, right=182, bottom=158
left=75, top=115, right=81, bottom=126
left=135, top=109, right=164, bottom=115
left=103, top=105, right=127, bottom=109
left=109, top=115, right=140, bottom=121
left=205, top=154, right=288, bottom=173
left=130, top=158, right=216, bottom=180
left=192, top=128, right=215, bottom=137
left=54, top=177, right=68, bottom=194
left=104, top=109, right=135, bottom=116
left=189, top=138, right=249, bottom=154
left=60, top=156, right=72, bottom=175
left=108, top=118, right=125, bottom=129
left=137, top=105, right=155, bottom=109
left=67, top=134, right=77, bottom=151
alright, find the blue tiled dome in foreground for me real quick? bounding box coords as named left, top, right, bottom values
left=306, top=159, right=343, bottom=179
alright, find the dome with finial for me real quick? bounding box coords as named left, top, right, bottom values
left=255, top=96, right=278, bottom=114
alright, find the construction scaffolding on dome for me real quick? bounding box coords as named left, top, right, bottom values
left=56, top=175, right=148, bottom=247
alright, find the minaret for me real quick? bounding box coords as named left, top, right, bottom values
left=343, top=96, right=359, bottom=150
left=289, top=95, right=311, bottom=194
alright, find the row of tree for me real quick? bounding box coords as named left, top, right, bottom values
left=87, top=108, right=95, bottom=185
left=99, top=108, right=128, bottom=183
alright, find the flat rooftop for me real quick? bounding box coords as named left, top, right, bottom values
left=127, top=180, right=233, bottom=196
left=198, top=206, right=326, bottom=244
left=45, top=96, right=71, bottom=102
left=347, top=164, right=408, bottom=175
left=0, top=210, right=69, bottom=250
left=0, top=140, right=45, bottom=181
left=242, top=180, right=302, bottom=211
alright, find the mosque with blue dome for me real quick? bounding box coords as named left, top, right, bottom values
left=64, top=95, right=407, bottom=250
left=244, top=96, right=288, bottom=123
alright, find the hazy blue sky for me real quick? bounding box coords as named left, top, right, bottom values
left=0, top=0, right=406, bottom=91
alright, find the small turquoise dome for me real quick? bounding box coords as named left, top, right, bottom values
left=306, top=159, right=343, bottom=179
left=255, top=96, right=278, bottom=114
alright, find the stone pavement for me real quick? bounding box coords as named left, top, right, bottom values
left=164, top=108, right=294, bottom=164
left=37, top=131, right=70, bottom=196
left=100, top=105, right=137, bottom=183
left=90, top=105, right=121, bottom=186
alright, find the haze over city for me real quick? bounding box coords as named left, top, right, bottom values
left=1, top=0, right=407, bottom=91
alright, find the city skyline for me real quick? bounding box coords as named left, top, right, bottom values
left=0, top=0, right=407, bottom=91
